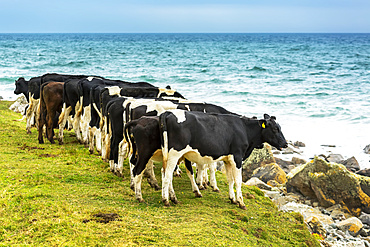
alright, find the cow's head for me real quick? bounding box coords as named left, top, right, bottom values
left=14, top=77, right=28, bottom=95
left=260, top=114, right=288, bottom=150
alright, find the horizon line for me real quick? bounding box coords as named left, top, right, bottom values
left=0, top=32, right=370, bottom=34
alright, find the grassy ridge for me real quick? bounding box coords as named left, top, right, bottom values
left=0, top=101, right=319, bottom=246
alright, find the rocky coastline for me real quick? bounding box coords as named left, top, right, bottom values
left=242, top=142, right=370, bottom=247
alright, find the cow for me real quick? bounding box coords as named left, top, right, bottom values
left=38, top=81, right=64, bottom=144
left=15, top=74, right=100, bottom=134
left=159, top=111, right=287, bottom=209
left=120, top=101, right=240, bottom=202
left=14, top=76, right=42, bottom=133
left=88, top=85, right=185, bottom=155
left=124, top=116, right=201, bottom=201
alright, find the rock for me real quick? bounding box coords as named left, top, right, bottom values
left=339, top=156, right=360, bottom=173
left=336, top=217, right=363, bottom=237
left=286, top=157, right=370, bottom=215
left=275, top=158, right=296, bottom=174
left=330, top=208, right=351, bottom=221
left=282, top=147, right=295, bottom=154
left=360, top=228, right=370, bottom=237
left=9, top=95, right=28, bottom=114
left=306, top=216, right=327, bottom=236
left=364, top=145, right=370, bottom=154
left=267, top=180, right=280, bottom=187
left=327, top=154, right=344, bottom=163
left=244, top=177, right=272, bottom=191
left=242, top=143, right=275, bottom=182
left=251, top=163, right=287, bottom=185
left=357, top=169, right=370, bottom=178
left=263, top=190, right=281, bottom=200
left=357, top=175, right=370, bottom=197
left=293, top=141, right=306, bottom=148
left=292, top=157, right=306, bottom=165
left=359, top=212, right=370, bottom=225
left=280, top=201, right=334, bottom=225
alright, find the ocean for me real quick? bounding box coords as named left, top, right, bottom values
left=0, top=33, right=369, bottom=168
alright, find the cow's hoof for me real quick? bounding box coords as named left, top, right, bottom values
left=239, top=204, right=247, bottom=210
left=38, top=140, right=44, bottom=144
left=194, top=191, right=203, bottom=198
left=163, top=200, right=170, bottom=207
left=213, top=188, right=220, bottom=193
left=58, top=140, right=64, bottom=145
left=137, top=198, right=145, bottom=203
left=199, top=186, right=205, bottom=190
left=89, top=149, right=93, bottom=154
left=229, top=198, right=238, bottom=205
left=154, top=185, right=161, bottom=191
left=27, top=130, right=32, bottom=134
left=170, top=197, right=178, bottom=204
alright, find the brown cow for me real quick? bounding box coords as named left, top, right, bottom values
left=38, top=81, right=64, bottom=144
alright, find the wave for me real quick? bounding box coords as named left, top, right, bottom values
left=249, top=66, right=268, bottom=72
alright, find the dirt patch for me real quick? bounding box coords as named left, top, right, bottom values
left=19, top=144, right=45, bottom=151
left=83, top=213, right=121, bottom=224
left=38, top=154, right=58, bottom=158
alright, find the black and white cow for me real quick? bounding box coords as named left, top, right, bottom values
left=14, top=76, right=42, bottom=133
left=122, top=101, right=241, bottom=202
left=124, top=116, right=203, bottom=202
left=15, top=74, right=97, bottom=134
left=88, top=85, right=185, bottom=155
left=159, top=111, right=287, bottom=209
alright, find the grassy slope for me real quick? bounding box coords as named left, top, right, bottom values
left=0, top=101, right=319, bottom=246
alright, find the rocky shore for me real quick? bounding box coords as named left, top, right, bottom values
left=242, top=142, right=370, bottom=247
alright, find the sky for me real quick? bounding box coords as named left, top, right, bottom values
left=1, top=0, right=369, bottom=33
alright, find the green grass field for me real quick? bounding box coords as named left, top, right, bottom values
left=0, top=100, right=319, bottom=246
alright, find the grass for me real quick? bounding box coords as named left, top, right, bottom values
left=0, top=100, right=320, bottom=246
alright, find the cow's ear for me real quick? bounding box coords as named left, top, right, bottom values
left=264, top=114, right=270, bottom=120
left=271, top=116, right=276, bottom=121
left=259, top=119, right=267, bottom=129
left=166, top=85, right=171, bottom=89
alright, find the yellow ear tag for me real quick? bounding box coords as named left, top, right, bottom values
left=262, top=123, right=266, bottom=129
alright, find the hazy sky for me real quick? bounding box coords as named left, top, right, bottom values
left=1, top=0, right=369, bottom=33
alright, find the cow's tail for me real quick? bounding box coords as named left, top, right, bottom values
left=159, top=111, right=170, bottom=171
left=38, top=82, right=49, bottom=121
left=123, top=121, right=135, bottom=160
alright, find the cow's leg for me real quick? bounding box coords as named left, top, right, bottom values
left=38, top=111, right=45, bottom=144
left=184, top=160, right=202, bottom=198
left=101, top=120, right=107, bottom=160
left=162, top=151, right=182, bottom=206
left=81, top=106, right=91, bottom=145
left=73, top=101, right=83, bottom=142
left=133, top=173, right=144, bottom=203
left=196, top=163, right=207, bottom=190
left=58, top=105, right=72, bottom=144
left=46, top=110, right=56, bottom=144
left=224, top=160, right=237, bottom=205
left=26, top=95, right=34, bottom=134
left=209, top=162, right=220, bottom=192
left=229, top=160, right=245, bottom=210
left=116, top=139, right=128, bottom=177
left=143, top=160, right=160, bottom=191
left=89, top=126, right=96, bottom=154
left=95, top=129, right=102, bottom=155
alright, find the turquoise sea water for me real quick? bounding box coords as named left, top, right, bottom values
left=0, top=33, right=369, bottom=166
